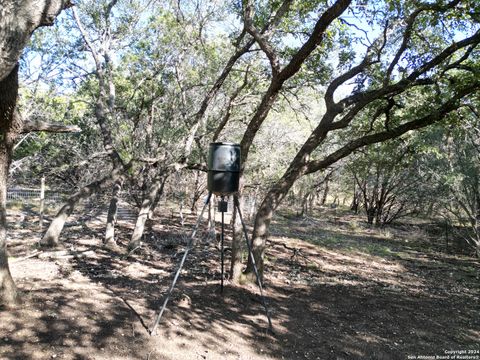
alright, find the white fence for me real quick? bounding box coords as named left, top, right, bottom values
left=7, top=188, right=64, bottom=202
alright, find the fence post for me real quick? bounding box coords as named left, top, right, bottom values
left=39, top=176, right=45, bottom=229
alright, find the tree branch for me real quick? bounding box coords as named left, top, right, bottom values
left=243, top=0, right=281, bottom=75
left=212, top=66, right=250, bottom=141
left=278, top=0, right=352, bottom=82
left=240, top=0, right=351, bottom=165
left=71, top=6, right=102, bottom=73
left=305, top=83, right=479, bottom=175
left=385, top=0, right=463, bottom=84
left=330, top=21, right=480, bottom=119
left=21, top=119, right=81, bottom=134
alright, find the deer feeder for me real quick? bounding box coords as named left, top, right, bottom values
left=207, top=142, right=240, bottom=195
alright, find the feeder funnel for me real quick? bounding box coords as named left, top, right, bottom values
left=207, top=142, right=240, bottom=195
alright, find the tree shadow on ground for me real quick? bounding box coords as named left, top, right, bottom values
left=263, top=212, right=479, bottom=359
left=1, top=277, right=169, bottom=360
left=266, top=280, right=479, bottom=360
left=60, top=210, right=479, bottom=359
left=4, top=207, right=479, bottom=359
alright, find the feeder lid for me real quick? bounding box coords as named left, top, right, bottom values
left=208, top=142, right=241, bottom=172
left=209, top=141, right=239, bottom=146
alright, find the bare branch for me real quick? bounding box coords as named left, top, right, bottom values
left=21, top=119, right=81, bottom=134
left=71, top=6, right=102, bottom=73
left=243, top=0, right=281, bottom=75
left=212, top=67, right=250, bottom=141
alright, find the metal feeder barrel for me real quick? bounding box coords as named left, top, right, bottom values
left=207, top=142, right=241, bottom=195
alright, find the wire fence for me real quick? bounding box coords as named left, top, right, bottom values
left=7, top=188, right=65, bottom=202
left=6, top=187, right=260, bottom=223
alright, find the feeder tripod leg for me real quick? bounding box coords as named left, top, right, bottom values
left=233, top=196, right=273, bottom=333
left=149, top=192, right=212, bottom=336
left=220, top=195, right=225, bottom=294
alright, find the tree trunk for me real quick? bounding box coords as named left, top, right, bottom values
left=299, top=191, right=308, bottom=217
left=244, top=165, right=302, bottom=281
left=0, top=65, right=20, bottom=306
left=128, top=175, right=166, bottom=250
left=179, top=198, right=184, bottom=227
left=366, top=207, right=375, bottom=225
left=207, top=197, right=216, bottom=241
left=41, top=200, right=75, bottom=247
left=476, top=188, right=480, bottom=258
left=350, top=179, right=359, bottom=213
left=375, top=208, right=382, bottom=227
left=248, top=188, right=258, bottom=220
left=148, top=185, right=163, bottom=220
left=104, top=179, right=122, bottom=246
left=244, top=196, right=274, bottom=282
left=308, top=193, right=314, bottom=215
left=425, top=201, right=435, bottom=218
left=0, top=146, right=18, bottom=307
left=41, top=166, right=127, bottom=246
left=350, top=195, right=359, bottom=213
left=190, top=170, right=200, bottom=212
left=321, top=179, right=329, bottom=205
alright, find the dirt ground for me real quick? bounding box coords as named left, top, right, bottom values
left=1, top=205, right=479, bottom=360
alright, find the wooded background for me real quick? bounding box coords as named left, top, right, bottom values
left=1, top=0, right=479, bottom=308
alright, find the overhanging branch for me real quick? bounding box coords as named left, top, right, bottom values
left=305, top=83, right=480, bottom=175
left=22, top=119, right=81, bottom=134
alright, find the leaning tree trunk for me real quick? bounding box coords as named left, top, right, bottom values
left=0, top=66, right=20, bottom=306
left=244, top=194, right=276, bottom=282
left=41, top=166, right=127, bottom=246
left=128, top=175, right=166, bottom=250
left=190, top=170, right=201, bottom=212
left=244, top=167, right=301, bottom=281
left=148, top=186, right=163, bottom=220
